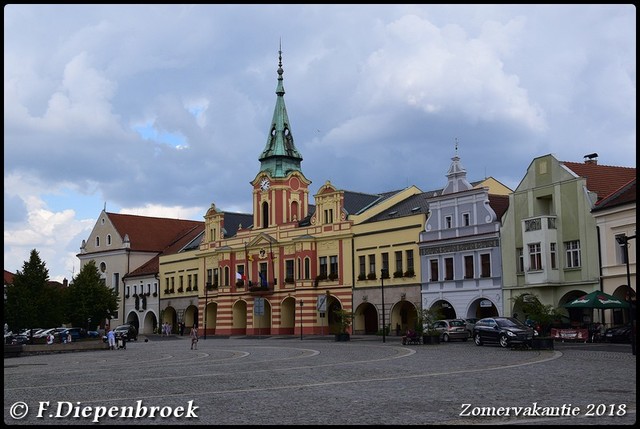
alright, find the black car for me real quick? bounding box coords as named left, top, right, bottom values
left=604, top=324, right=632, bottom=343
left=473, top=317, right=536, bottom=348
left=114, top=324, right=138, bottom=341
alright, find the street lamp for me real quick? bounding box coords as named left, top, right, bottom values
left=299, top=300, right=304, bottom=340
left=616, top=234, right=636, bottom=355
left=381, top=268, right=388, bottom=343
left=204, top=282, right=211, bottom=340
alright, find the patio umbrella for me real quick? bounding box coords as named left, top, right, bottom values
left=563, top=291, right=629, bottom=309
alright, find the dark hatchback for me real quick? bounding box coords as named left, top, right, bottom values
left=473, top=317, right=536, bottom=348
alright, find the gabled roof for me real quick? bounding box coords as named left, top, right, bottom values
left=107, top=212, right=203, bottom=253
left=126, top=226, right=204, bottom=279
left=561, top=161, right=636, bottom=203
left=592, top=178, right=637, bottom=212
left=4, top=270, right=15, bottom=285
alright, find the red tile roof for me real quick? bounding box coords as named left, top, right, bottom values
left=593, top=178, right=636, bottom=211
left=4, top=270, right=15, bottom=285
left=106, top=212, right=204, bottom=253
left=562, top=161, right=636, bottom=203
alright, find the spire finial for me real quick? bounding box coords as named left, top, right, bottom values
left=454, top=137, right=459, bottom=156
left=277, top=39, right=283, bottom=78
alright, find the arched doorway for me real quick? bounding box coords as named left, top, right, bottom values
left=353, top=302, right=378, bottom=335
left=253, top=298, right=272, bottom=335
left=232, top=300, right=248, bottom=335
left=391, top=301, right=418, bottom=335
left=280, top=297, right=296, bottom=335
left=432, top=300, right=456, bottom=319
left=327, top=296, right=344, bottom=334
left=204, top=301, right=217, bottom=336
left=141, top=310, right=158, bottom=335
left=125, top=311, right=140, bottom=331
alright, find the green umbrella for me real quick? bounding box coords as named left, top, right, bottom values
left=563, top=291, right=630, bottom=309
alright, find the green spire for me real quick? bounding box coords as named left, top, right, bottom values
left=258, top=43, right=303, bottom=177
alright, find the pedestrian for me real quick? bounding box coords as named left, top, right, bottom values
left=180, top=322, right=185, bottom=336
left=66, top=331, right=72, bottom=343
left=46, top=332, right=55, bottom=345
left=107, top=329, right=116, bottom=350
left=190, top=325, right=199, bottom=350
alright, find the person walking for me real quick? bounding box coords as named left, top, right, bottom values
left=190, top=325, right=199, bottom=350
left=107, top=329, right=116, bottom=350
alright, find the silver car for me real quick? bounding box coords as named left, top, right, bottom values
left=432, top=319, right=469, bottom=342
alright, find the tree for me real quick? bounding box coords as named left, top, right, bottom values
left=4, top=249, right=63, bottom=331
left=65, top=260, right=119, bottom=330
left=419, top=306, right=444, bottom=336
left=511, top=293, right=562, bottom=336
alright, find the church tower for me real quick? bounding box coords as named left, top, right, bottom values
left=253, top=46, right=311, bottom=228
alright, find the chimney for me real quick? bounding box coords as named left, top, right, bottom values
left=584, top=153, right=598, bottom=165
left=63, top=278, right=68, bottom=287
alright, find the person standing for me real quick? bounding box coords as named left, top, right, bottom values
left=190, top=325, right=199, bottom=350
left=107, top=329, right=116, bottom=350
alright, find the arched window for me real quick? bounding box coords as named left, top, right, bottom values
left=262, top=201, right=269, bottom=228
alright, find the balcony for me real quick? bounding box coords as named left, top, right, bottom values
left=248, top=282, right=275, bottom=295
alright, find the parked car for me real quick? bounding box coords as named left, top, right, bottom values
left=604, top=324, right=632, bottom=343
left=464, top=318, right=479, bottom=337
left=114, top=324, right=138, bottom=341
left=473, top=317, right=537, bottom=348
left=57, top=327, right=89, bottom=342
left=431, top=319, right=469, bottom=342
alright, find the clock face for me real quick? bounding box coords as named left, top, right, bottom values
left=260, top=178, right=270, bottom=191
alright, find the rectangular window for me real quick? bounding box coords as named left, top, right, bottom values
left=406, top=250, right=414, bottom=272
left=445, top=215, right=452, bottom=229
left=550, top=243, right=557, bottom=269
left=565, top=240, right=581, bottom=268
left=464, top=255, right=474, bottom=279
left=237, top=264, right=245, bottom=284
left=528, top=243, right=542, bottom=271
left=259, top=263, right=268, bottom=286
left=212, top=268, right=218, bottom=287
left=444, top=257, right=454, bottom=280
left=285, top=259, right=294, bottom=280
left=319, top=256, right=328, bottom=276
left=193, top=274, right=198, bottom=290
left=394, top=251, right=403, bottom=275
left=430, top=259, right=439, bottom=282
left=462, top=213, right=470, bottom=226
left=304, top=258, right=310, bottom=279
left=368, top=254, right=376, bottom=275
left=329, top=255, right=338, bottom=277
left=480, top=253, right=491, bottom=278
left=359, top=256, right=366, bottom=277
left=324, top=209, right=333, bottom=224
left=187, top=275, right=192, bottom=291
left=381, top=252, right=389, bottom=273
left=224, top=267, right=229, bottom=286
left=517, top=248, right=524, bottom=273
left=615, top=234, right=626, bottom=264
left=170, top=277, right=175, bottom=292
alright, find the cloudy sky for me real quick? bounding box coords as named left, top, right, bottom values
left=4, top=4, right=636, bottom=282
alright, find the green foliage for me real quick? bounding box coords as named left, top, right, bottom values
left=4, top=249, right=63, bottom=331
left=420, top=306, right=444, bottom=336
left=333, top=308, right=353, bottom=334
left=511, top=293, right=562, bottom=336
left=65, top=260, right=120, bottom=330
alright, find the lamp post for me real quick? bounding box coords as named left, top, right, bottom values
left=204, top=282, right=211, bottom=340
left=616, top=234, right=636, bottom=355
left=381, top=268, right=388, bottom=343
left=299, top=300, right=304, bottom=340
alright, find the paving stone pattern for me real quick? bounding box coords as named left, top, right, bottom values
left=4, top=336, right=636, bottom=425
